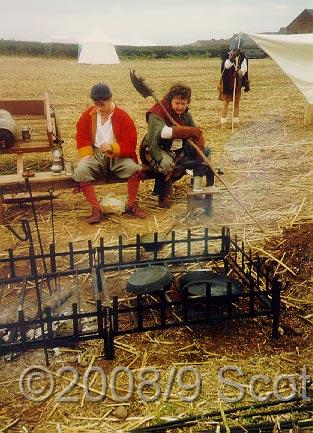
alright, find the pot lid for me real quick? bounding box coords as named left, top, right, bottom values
left=126, top=266, right=173, bottom=294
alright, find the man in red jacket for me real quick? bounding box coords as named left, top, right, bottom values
left=73, top=83, right=146, bottom=223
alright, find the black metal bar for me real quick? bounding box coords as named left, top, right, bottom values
left=187, top=230, right=191, bottom=257
left=225, top=227, right=230, bottom=253
left=205, top=283, right=211, bottom=321
left=98, top=237, right=105, bottom=266
left=271, top=277, right=281, bottom=339
left=221, top=226, right=226, bottom=254
left=112, top=296, right=119, bottom=333
left=107, top=308, right=115, bottom=360
left=8, top=249, right=16, bottom=278
left=88, top=240, right=94, bottom=267
left=171, top=231, right=175, bottom=258
left=72, top=303, right=79, bottom=342
left=69, top=242, right=74, bottom=270
left=29, top=246, right=37, bottom=276
left=248, top=249, right=252, bottom=277
left=204, top=227, right=208, bottom=256
left=241, top=241, right=245, bottom=270
left=118, top=236, right=123, bottom=264
left=136, top=294, right=143, bottom=331
left=227, top=282, right=233, bottom=319
left=48, top=187, right=56, bottom=246
left=45, top=307, right=53, bottom=346
left=136, top=234, right=141, bottom=262
left=96, top=300, right=104, bottom=338
left=159, top=290, right=166, bottom=326
left=24, top=178, right=51, bottom=295
left=29, top=246, right=49, bottom=366
left=234, top=234, right=238, bottom=263
left=256, top=255, right=260, bottom=289
left=153, top=233, right=158, bottom=261
left=49, top=243, right=56, bottom=273
left=18, top=309, right=27, bottom=352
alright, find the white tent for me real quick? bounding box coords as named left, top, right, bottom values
left=249, top=33, right=313, bottom=104
left=78, top=41, right=120, bottom=65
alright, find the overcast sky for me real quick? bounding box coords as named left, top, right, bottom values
left=0, top=0, right=312, bottom=45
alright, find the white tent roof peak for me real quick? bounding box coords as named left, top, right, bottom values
left=81, top=30, right=113, bottom=44
left=78, top=40, right=119, bottom=65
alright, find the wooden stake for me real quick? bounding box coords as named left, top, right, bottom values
left=231, top=32, right=242, bottom=133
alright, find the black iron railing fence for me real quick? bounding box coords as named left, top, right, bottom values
left=0, top=227, right=281, bottom=360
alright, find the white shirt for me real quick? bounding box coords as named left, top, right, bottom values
left=94, top=111, right=115, bottom=148
left=161, top=124, right=173, bottom=139
left=160, top=125, right=183, bottom=150
left=225, top=57, right=247, bottom=76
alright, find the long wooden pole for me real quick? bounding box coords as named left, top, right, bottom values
left=231, top=33, right=242, bottom=132
left=155, top=97, right=265, bottom=232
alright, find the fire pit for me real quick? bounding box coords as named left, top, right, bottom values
left=179, top=270, right=243, bottom=300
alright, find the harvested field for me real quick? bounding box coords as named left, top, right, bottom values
left=0, top=57, right=312, bottom=432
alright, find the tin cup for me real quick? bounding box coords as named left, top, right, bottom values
left=193, top=176, right=203, bottom=192
left=22, top=126, right=31, bottom=141
left=65, top=160, right=74, bottom=176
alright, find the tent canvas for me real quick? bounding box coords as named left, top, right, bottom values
left=249, top=33, right=313, bottom=104
left=78, top=41, right=120, bottom=65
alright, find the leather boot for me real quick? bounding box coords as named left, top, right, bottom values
left=158, top=182, right=173, bottom=208
left=126, top=173, right=147, bottom=218
left=126, top=202, right=147, bottom=218
left=86, top=207, right=102, bottom=224
left=80, top=182, right=102, bottom=224
left=206, top=169, right=215, bottom=186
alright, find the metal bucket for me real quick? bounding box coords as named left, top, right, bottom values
left=65, top=161, right=74, bottom=176
left=0, top=109, right=17, bottom=149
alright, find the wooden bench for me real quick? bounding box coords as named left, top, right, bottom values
left=0, top=164, right=215, bottom=224
left=0, top=170, right=156, bottom=224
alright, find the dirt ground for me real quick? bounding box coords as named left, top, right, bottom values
left=0, top=57, right=312, bottom=432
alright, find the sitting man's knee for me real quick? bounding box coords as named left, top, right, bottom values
left=203, top=146, right=211, bottom=158
left=73, top=161, right=95, bottom=182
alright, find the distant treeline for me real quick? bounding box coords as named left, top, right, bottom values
left=0, top=39, right=266, bottom=59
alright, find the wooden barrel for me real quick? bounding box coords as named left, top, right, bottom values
left=0, top=109, right=17, bottom=150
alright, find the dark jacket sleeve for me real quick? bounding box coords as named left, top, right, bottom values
left=143, top=114, right=166, bottom=163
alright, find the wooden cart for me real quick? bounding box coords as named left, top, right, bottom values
left=0, top=92, right=66, bottom=223
left=0, top=92, right=63, bottom=173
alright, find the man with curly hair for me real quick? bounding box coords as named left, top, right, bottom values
left=140, top=83, right=214, bottom=208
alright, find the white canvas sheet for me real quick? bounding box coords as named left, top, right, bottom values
left=78, top=42, right=119, bottom=65
left=249, top=33, right=313, bottom=103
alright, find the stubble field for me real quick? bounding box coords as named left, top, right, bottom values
left=0, top=56, right=312, bottom=432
